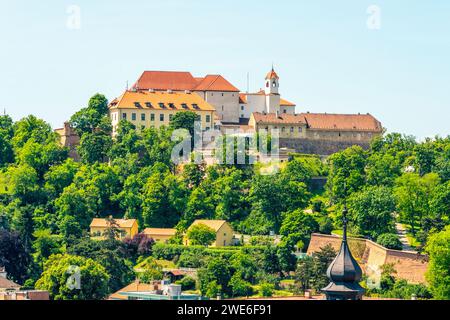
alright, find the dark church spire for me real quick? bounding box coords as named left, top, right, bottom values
left=322, top=206, right=365, bottom=300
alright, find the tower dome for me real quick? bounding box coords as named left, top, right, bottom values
left=264, top=66, right=279, bottom=95
left=322, top=207, right=365, bottom=300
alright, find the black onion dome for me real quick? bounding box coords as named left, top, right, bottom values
left=326, top=239, right=363, bottom=283
left=322, top=207, right=365, bottom=300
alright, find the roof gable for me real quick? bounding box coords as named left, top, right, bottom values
left=194, top=75, right=240, bottom=92
left=90, top=218, right=137, bottom=229
left=134, top=71, right=198, bottom=91
left=190, top=220, right=228, bottom=232
left=133, top=71, right=239, bottom=92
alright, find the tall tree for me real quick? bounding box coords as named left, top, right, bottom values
left=347, top=185, right=396, bottom=239
left=35, top=254, right=109, bottom=300
left=425, top=226, right=450, bottom=300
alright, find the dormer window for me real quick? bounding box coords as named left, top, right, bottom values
left=168, top=103, right=175, bottom=109
left=181, top=103, right=188, bottom=109
left=145, top=102, right=153, bottom=108
left=159, top=102, right=165, bottom=108
left=192, top=104, right=199, bottom=109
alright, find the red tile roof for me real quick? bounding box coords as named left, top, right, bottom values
left=194, top=75, right=240, bottom=92
left=265, top=69, right=279, bottom=80
left=302, top=113, right=382, bottom=132
left=280, top=98, right=296, bottom=107
left=134, top=71, right=198, bottom=91
left=134, top=71, right=239, bottom=92
left=252, top=112, right=307, bottom=125
left=0, top=277, right=21, bottom=290
left=252, top=112, right=382, bottom=132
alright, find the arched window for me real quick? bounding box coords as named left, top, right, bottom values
left=272, top=81, right=277, bottom=87
left=266, top=81, right=269, bottom=88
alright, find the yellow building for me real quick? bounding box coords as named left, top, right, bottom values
left=90, top=218, right=139, bottom=240
left=143, top=228, right=177, bottom=243
left=109, top=90, right=216, bottom=136
left=185, top=220, right=234, bottom=247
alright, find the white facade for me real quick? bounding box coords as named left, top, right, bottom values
left=239, top=68, right=295, bottom=120
left=196, top=91, right=240, bottom=124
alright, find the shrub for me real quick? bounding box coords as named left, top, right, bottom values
left=186, top=224, right=216, bottom=246
left=377, top=233, right=403, bottom=250
left=259, top=282, right=275, bottom=297
left=229, top=273, right=254, bottom=297
left=176, top=276, right=196, bottom=291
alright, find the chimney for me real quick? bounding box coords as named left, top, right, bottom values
left=0, top=266, right=7, bottom=278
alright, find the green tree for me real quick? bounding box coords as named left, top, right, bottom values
left=12, top=115, right=55, bottom=149
left=0, top=115, right=15, bottom=166
left=198, top=257, right=232, bottom=297
left=44, top=159, right=80, bottom=198
left=347, top=186, right=396, bottom=239
left=35, top=254, right=109, bottom=300
left=169, top=111, right=201, bottom=139
left=425, top=225, right=450, bottom=300
left=137, top=257, right=164, bottom=283
left=312, top=245, right=336, bottom=291
left=295, top=255, right=315, bottom=292
left=78, top=132, right=113, bottom=164
left=67, top=237, right=134, bottom=293
left=229, top=273, right=253, bottom=297
left=186, top=224, right=216, bottom=246
left=0, top=229, right=31, bottom=283
left=279, top=209, right=319, bottom=250
left=394, top=173, right=440, bottom=235
left=327, top=146, right=367, bottom=202
left=69, top=94, right=110, bottom=136
left=32, top=229, right=63, bottom=268
left=376, top=233, right=403, bottom=250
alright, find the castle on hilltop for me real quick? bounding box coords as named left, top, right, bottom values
left=57, top=67, right=383, bottom=156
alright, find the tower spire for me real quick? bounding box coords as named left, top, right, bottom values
left=322, top=206, right=365, bottom=300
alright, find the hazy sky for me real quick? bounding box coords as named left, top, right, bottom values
left=0, top=0, right=449, bottom=139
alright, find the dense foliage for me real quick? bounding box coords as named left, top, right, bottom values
left=0, top=94, right=448, bottom=300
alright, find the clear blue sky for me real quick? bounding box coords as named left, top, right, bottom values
left=1, top=0, right=449, bottom=139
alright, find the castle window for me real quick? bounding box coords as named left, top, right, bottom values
left=206, top=115, right=211, bottom=123
left=122, top=113, right=127, bottom=119
left=169, top=114, right=173, bottom=121
left=160, top=114, right=165, bottom=121
left=241, top=106, right=244, bottom=111
left=141, top=114, right=146, bottom=121
left=131, top=113, right=137, bottom=121
left=145, top=102, right=153, bottom=108
left=282, top=127, right=285, bottom=132
left=181, top=103, right=188, bottom=109
left=151, top=114, right=155, bottom=121
left=222, top=93, right=224, bottom=97
left=290, top=127, right=294, bottom=133
left=272, top=81, right=276, bottom=87
left=266, top=81, right=269, bottom=88
left=298, top=127, right=303, bottom=133
left=159, top=102, right=165, bottom=108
